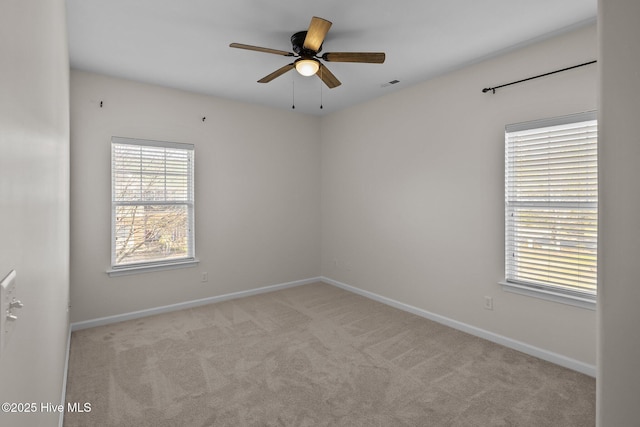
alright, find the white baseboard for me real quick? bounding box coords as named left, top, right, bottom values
left=320, top=276, right=596, bottom=377
left=70, top=277, right=322, bottom=332
left=67, top=275, right=595, bottom=377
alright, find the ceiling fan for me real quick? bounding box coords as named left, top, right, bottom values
left=230, top=16, right=385, bottom=88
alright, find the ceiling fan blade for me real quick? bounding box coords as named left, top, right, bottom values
left=230, top=43, right=294, bottom=56
left=258, top=63, right=296, bottom=83
left=303, top=17, right=332, bottom=52
left=317, top=63, right=341, bottom=88
left=321, top=52, right=386, bottom=63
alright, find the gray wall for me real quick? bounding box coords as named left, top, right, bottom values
left=70, top=71, right=321, bottom=322
left=320, top=24, right=598, bottom=368
left=597, top=0, right=640, bottom=424
left=0, top=1, right=70, bottom=426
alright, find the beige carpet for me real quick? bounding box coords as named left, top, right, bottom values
left=64, top=282, right=595, bottom=426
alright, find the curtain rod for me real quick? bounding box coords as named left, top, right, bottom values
left=482, top=60, right=597, bottom=94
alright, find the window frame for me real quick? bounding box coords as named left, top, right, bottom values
left=107, top=137, right=198, bottom=276
left=502, top=111, right=597, bottom=309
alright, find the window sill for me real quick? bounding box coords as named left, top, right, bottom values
left=499, top=280, right=596, bottom=311
left=107, top=258, right=199, bottom=277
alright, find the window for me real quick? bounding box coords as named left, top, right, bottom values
left=504, top=111, right=597, bottom=306
left=109, top=137, right=196, bottom=275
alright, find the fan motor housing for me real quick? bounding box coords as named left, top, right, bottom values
left=291, top=31, right=321, bottom=57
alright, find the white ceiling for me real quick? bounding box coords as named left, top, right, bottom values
left=66, top=0, right=597, bottom=116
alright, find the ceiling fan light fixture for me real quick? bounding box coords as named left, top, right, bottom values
left=295, top=59, right=320, bottom=76
left=230, top=16, right=383, bottom=89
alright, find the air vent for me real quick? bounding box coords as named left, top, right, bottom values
left=381, top=80, right=400, bottom=88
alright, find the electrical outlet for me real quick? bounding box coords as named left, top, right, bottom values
left=332, top=258, right=352, bottom=271
left=201, top=272, right=208, bottom=283
left=484, top=296, right=493, bottom=310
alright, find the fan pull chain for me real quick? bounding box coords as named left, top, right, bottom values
left=292, top=75, right=295, bottom=109
left=320, top=67, right=323, bottom=110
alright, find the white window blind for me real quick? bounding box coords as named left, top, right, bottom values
left=111, top=137, right=195, bottom=269
left=505, top=112, right=597, bottom=299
